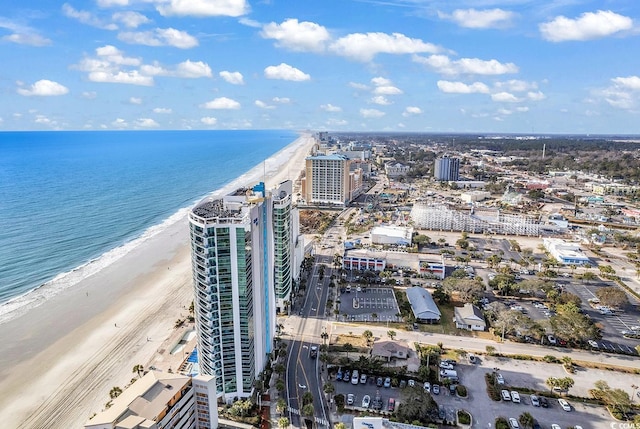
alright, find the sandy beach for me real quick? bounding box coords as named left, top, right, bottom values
left=0, top=133, right=315, bottom=429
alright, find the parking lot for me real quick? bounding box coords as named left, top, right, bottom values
left=337, top=286, right=401, bottom=323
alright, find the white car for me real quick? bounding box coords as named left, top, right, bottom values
left=511, top=391, right=520, bottom=403
left=347, top=393, right=355, bottom=405
left=496, top=373, right=505, bottom=384
left=361, top=394, right=371, bottom=408
left=551, top=425, right=561, bottom=429
left=588, top=339, right=599, bottom=348
left=439, top=362, right=454, bottom=370
left=423, top=381, right=431, bottom=392
left=501, top=389, right=511, bottom=401
left=558, top=398, right=571, bottom=411
left=508, top=418, right=520, bottom=429
left=408, top=379, right=415, bottom=387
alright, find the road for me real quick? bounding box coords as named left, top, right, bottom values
left=285, top=252, right=332, bottom=428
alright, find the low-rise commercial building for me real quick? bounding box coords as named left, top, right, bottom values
left=454, top=303, right=486, bottom=331
left=405, top=286, right=441, bottom=323
left=543, top=238, right=590, bottom=265
left=371, top=225, right=413, bottom=246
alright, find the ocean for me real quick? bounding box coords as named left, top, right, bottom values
left=0, top=129, right=297, bottom=319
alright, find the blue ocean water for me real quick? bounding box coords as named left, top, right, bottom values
left=0, top=130, right=296, bottom=310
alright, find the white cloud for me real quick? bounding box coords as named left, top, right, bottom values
left=129, top=96, right=142, bottom=104
left=327, top=118, right=348, bottom=126
left=2, top=33, right=52, bottom=46
left=97, top=0, right=129, bottom=6
left=82, top=91, right=97, bottom=99
left=219, top=71, right=244, bottom=85
left=321, top=104, right=342, bottom=112
left=261, top=19, right=330, bottom=53
left=497, top=108, right=512, bottom=115
left=34, top=115, right=59, bottom=128
left=112, top=11, right=149, bottom=28
left=371, top=96, right=392, bottom=105
left=17, top=79, right=69, bottom=96
left=201, top=116, right=218, bottom=125
left=494, top=79, right=538, bottom=92
left=0, top=18, right=52, bottom=46
left=238, top=17, right=261, bottom=28
left=329, top=32, right=441, bottom=62
left=540, top=10, right=633, bottom=42
left=264, top=63, right=310, bottom=81
left=612, top=76, right=640, bottom=90
left=140, top=60, right=212, bottom=78
left=527, top=91, right=546, bottom=101
left=349, top=82, right=369, bottom=90
left=90, top=70, right=154, bottom=86
left=360, top=108, right=386, bottom=118
left=95, top=45, right=142, bottom=66
left=273, top=97, right=290, bottom=104
left=413, top=54, right=518, bottom=76
left=118, top=28, right=199, bottom=49
left=153, top=107, right=172, bottom=114
left=201, top=97, right=241, bottom=109
left=255, top=100, right=275, bottom=109
left=135, top=118, right=159, bottom=128
left=112, top=118, right=128, bottom=128
left=491, top=92, right=520, bottom=102
left=402, top=106, right=422, bottom=116
left=373, top=86, right=403, bottom=95
left=516, top=106, right=530, bottom=112
left=157, top=0, right=249, bottom=17
left=371, top=77, right=392, bottom=87
left=440, top=8, right=515, bottom=29
left=437, top=80, right=490, bottom=94
left=62, top=3, right=117, bottom=30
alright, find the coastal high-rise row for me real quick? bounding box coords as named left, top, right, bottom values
left=188, top=180, right=299, bottom=402
left=434, top=156, right=460, bottom=181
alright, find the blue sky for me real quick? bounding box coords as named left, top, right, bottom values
left=1, top=0, right=639, bottom=133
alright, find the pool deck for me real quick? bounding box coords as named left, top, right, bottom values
left=146, top=322, right=198, bottom=375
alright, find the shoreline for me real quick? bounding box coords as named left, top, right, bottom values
left=0, top=132, right=315, bottom=428
left=0, top=130, right=301, bottom=325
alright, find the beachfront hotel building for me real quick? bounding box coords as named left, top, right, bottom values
left=84, top=371, right=217, bottom=429
left=301, top=154, right=363, bottom=205
left=188, top=180, right=299, bottom=402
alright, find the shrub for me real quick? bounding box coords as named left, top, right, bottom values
left=543, top=355, right=560, bottom=363
left=495, top=417, right=509, bottom=429
left=458, top=410, right=471, bottom=425
left=485, top=373, right=501, bottom=401
left=456, top=385, right=468, bottom=397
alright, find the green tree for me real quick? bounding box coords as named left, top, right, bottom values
left=276, top=398, right=287, bottom=415
left=109, top=386, right=122, bottom=399
left=387, top=330, right=397, bottom=340
left=550, top=302, right=599, bottom=343
left=363, top=330, right=374, bottom=347
left=278, top=417, right=290, bottom=429
left=595, top=286, right=629, bottom=308
left=442, top=277, right=484, bottom=302
left=342, top=343, right=355, bottom=359
left=132, top=364, right=144, bottom=378
left=302, top=391, right=314, bottom=406
left=518, top=412, right=535, bottom=429
left=323, top=383, right=335, bottom=394
left=301, top=403, right=315, bottom=418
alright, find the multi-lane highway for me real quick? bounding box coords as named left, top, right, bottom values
left=285, top=251, right=333, bottom=428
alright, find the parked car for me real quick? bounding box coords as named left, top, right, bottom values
left=587, top=340, right=599, bottom=348
left=547, top=335, right=557, bottom=345
left=468, top=354, right=477, bottom=364
left=399, top=380, right=406, bottom=388
left=558, top=398, right=571, bottom=411
left=496, top=373, right=505, bottom=384
left=372, top=394, right=382, bottom=410
left=508, top=418, right=520, bottom=429
left=511, top=391, right=520, bottom=403
left=423, top=381, right=431, bottom=392
left=439, top=362, right=454, bottom=370
left=347, top=393, right=355, bottom=405
left=539, top=396, right=549, bottom=408
left=351, top=370, right=360, bottom=385
left=432, top=384, right=440, bottom=395
left=501, top=390, right=511, bottom=401
left=387, top=398, right=395, bottom=412
left=360, top=373, right=367, bottom=384
left=361, top=395, right=371, bottom=408
left=384, top=377, right=391, bottom=388
left=336, top=369, right=343, bottom=381
left=443, top=359, right=457, bottom=366
left=408, top=379, right=415, bottom=387
left=530, top=395, right=540, bottom=407
left=376, top=377, right=383, bottom=387
left=551, top=425, right=561, bottom=429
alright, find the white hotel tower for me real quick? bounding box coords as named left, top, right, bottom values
left=188, top=180, right=296, bottom=403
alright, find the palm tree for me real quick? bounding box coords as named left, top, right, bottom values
left=518, top=412, right=535, bottom=429
left=362, top=330, right=374, bottom=347
left=278, top=417, right=290, bottom=429
left=132, top=364, right=144, bottom=378
left=276, top=398, right=287, bottom=415
left=387, top=330, right=397, bottom=340
left=109, top=386, right=122, bottom=399
left=343, top=343, right=355, bottom=359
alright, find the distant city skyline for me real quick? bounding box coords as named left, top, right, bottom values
left=1, top=0, right=639, bottom=133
